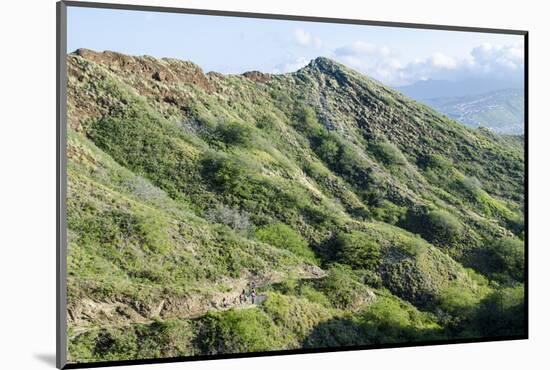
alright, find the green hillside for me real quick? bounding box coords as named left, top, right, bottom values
left=65, top=49, right=525, bottom=364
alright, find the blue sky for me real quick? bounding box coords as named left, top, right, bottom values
left=67, top=6, right=524, bottom=87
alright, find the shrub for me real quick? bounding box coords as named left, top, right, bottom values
left=68, top=319, right=195, bottom=362
left=278, top=278, right=299, bottom=295
left=370, top=141, right=406, bottom=166
left=338, top=146, right=370, bottom=182
left=298, top=285, right=332, bottom=307
left=460, top=176, right=483, bottom=193
left=123, top=175, right=166, bottom=202
left=293, top=105, right=321, bottom=136
left=359, top=296, right=441, bottom=343
left=372, top=200, right=407, bottom=225
left=261, top=293, right=332, bottom=341
left=317, top=135, right=341, bottom=165
left=254, top=223, right=316, bottom=262
left=205, top=205, right=252, bottom=234
left=437, top=282, right=481, bottom=319
left=89, top=105, right=199, bottom=199
left=214, top=120, right=254, bottom=147
left=454, top=176, right=483, bottom=201
left=468, top=285, right=525, bottom=337
left=256, top=113, right=278, bottom=131
left=487, top=237, right=525, bottom=282
left=302, top=315, right=365, bottom=348
left=417, top=153, right=452, bottom=171
left=197, top=309, right=284, bottom=354
left=321, top=265, right=368, bottom=310
left=424, top=210, right=464, bottom=245
left=201, top=152, right=246, bottom=191
left=335, top=231, right=381, bottom=270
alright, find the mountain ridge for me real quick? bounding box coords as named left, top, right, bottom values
left=65, top=49, right=525, bottom=363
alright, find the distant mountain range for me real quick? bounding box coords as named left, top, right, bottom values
left=397, top=80, right=524, bottom=134
left=397, top=78, right=524, bottom=100
left=424, top=89, right=524, bottom=135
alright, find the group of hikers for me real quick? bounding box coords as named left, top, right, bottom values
left=220, top=280, right=257, bottom=309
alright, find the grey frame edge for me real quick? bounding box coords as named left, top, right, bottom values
left=57, top=1, right=68, bottom=369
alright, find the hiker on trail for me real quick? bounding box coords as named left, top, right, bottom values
left=239, top=289, right=246, bottom=304
left=249, top=280, right=256, bottom=295
left=251, top=291, right=256, bottom=304
left=222, top=297, right=227, bottom=308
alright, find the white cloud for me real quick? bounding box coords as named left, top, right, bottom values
left=272, top=56, right=310, bottom=74
left=335, top=41, right=377, bottom=56
left=293, top=29, right=322, bottom=49
left=471, top=43, right=523, bottom=64
left=331, top=41, right=524, bottom=86
left=312, top=37, right=322, bottom=49
left=294, top=29, right=311, bottom=46
left=430, top=52, right=457, bottom=69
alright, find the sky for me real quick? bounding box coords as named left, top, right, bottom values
left=67, top=6, right=524, bottom=87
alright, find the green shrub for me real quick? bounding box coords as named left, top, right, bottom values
left=305, top=275, right=437, bottom=347
left=337, top=145, right=370, bottom=182
left=317, top=135, right=341, bottom=165
left=418, top=153, right=452, bottom=171
left=215, top=120, right=254, bottom=147
left=487, top=237, right=525, bottom=282
left=261, top=293, right=332, bottom=341
left=278, top=278, right=299, bottom=295
left=425, top=210, right=464, bottom=245
left=359, top=296, right=441, bottom=343
left=293, top=105, right=321, bottom=136
left=460, top=176, right=483, bottom=194
left=401, top=207, right=465, bottom=247
left=256, top=113, right=278, bottom=131
left=201, top=152, right=247, bottom=192
left=438, top=282, right=481, bottom=319
left=89, top=106, right=198, bottom=199
left=302, top=315, right=365, bottom=348
left=370, top=141, right=406, bottom=166
left=298, top=285, right=332, bottom=307
left=197, top=308, right=284, bottom=354
left=68, top=319, right=195, bottom=362
left=372, top=200, right=407, bottom=225
left=321, top=265, right=369, bottom=310
left=335, top=231, right=381, bottom=270
left=255, top=223, right=316, bottom=262
left=468, top=285, right=525, bottom=337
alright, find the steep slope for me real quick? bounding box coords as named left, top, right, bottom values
left=66, top=49, right=525, bottom=363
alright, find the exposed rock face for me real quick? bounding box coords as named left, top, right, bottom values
left=242, top=70, right=271, bottom=83
left=73, top=48, right=213, bottom=90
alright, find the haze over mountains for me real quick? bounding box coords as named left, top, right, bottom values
left=397, top=79, right=524, bottom=134
left=66, top=49, right=525, bottom=364
left=424, top=89, right=524, bottom=134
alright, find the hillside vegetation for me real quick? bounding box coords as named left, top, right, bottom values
left=66, top=49, right=525, bottom=364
